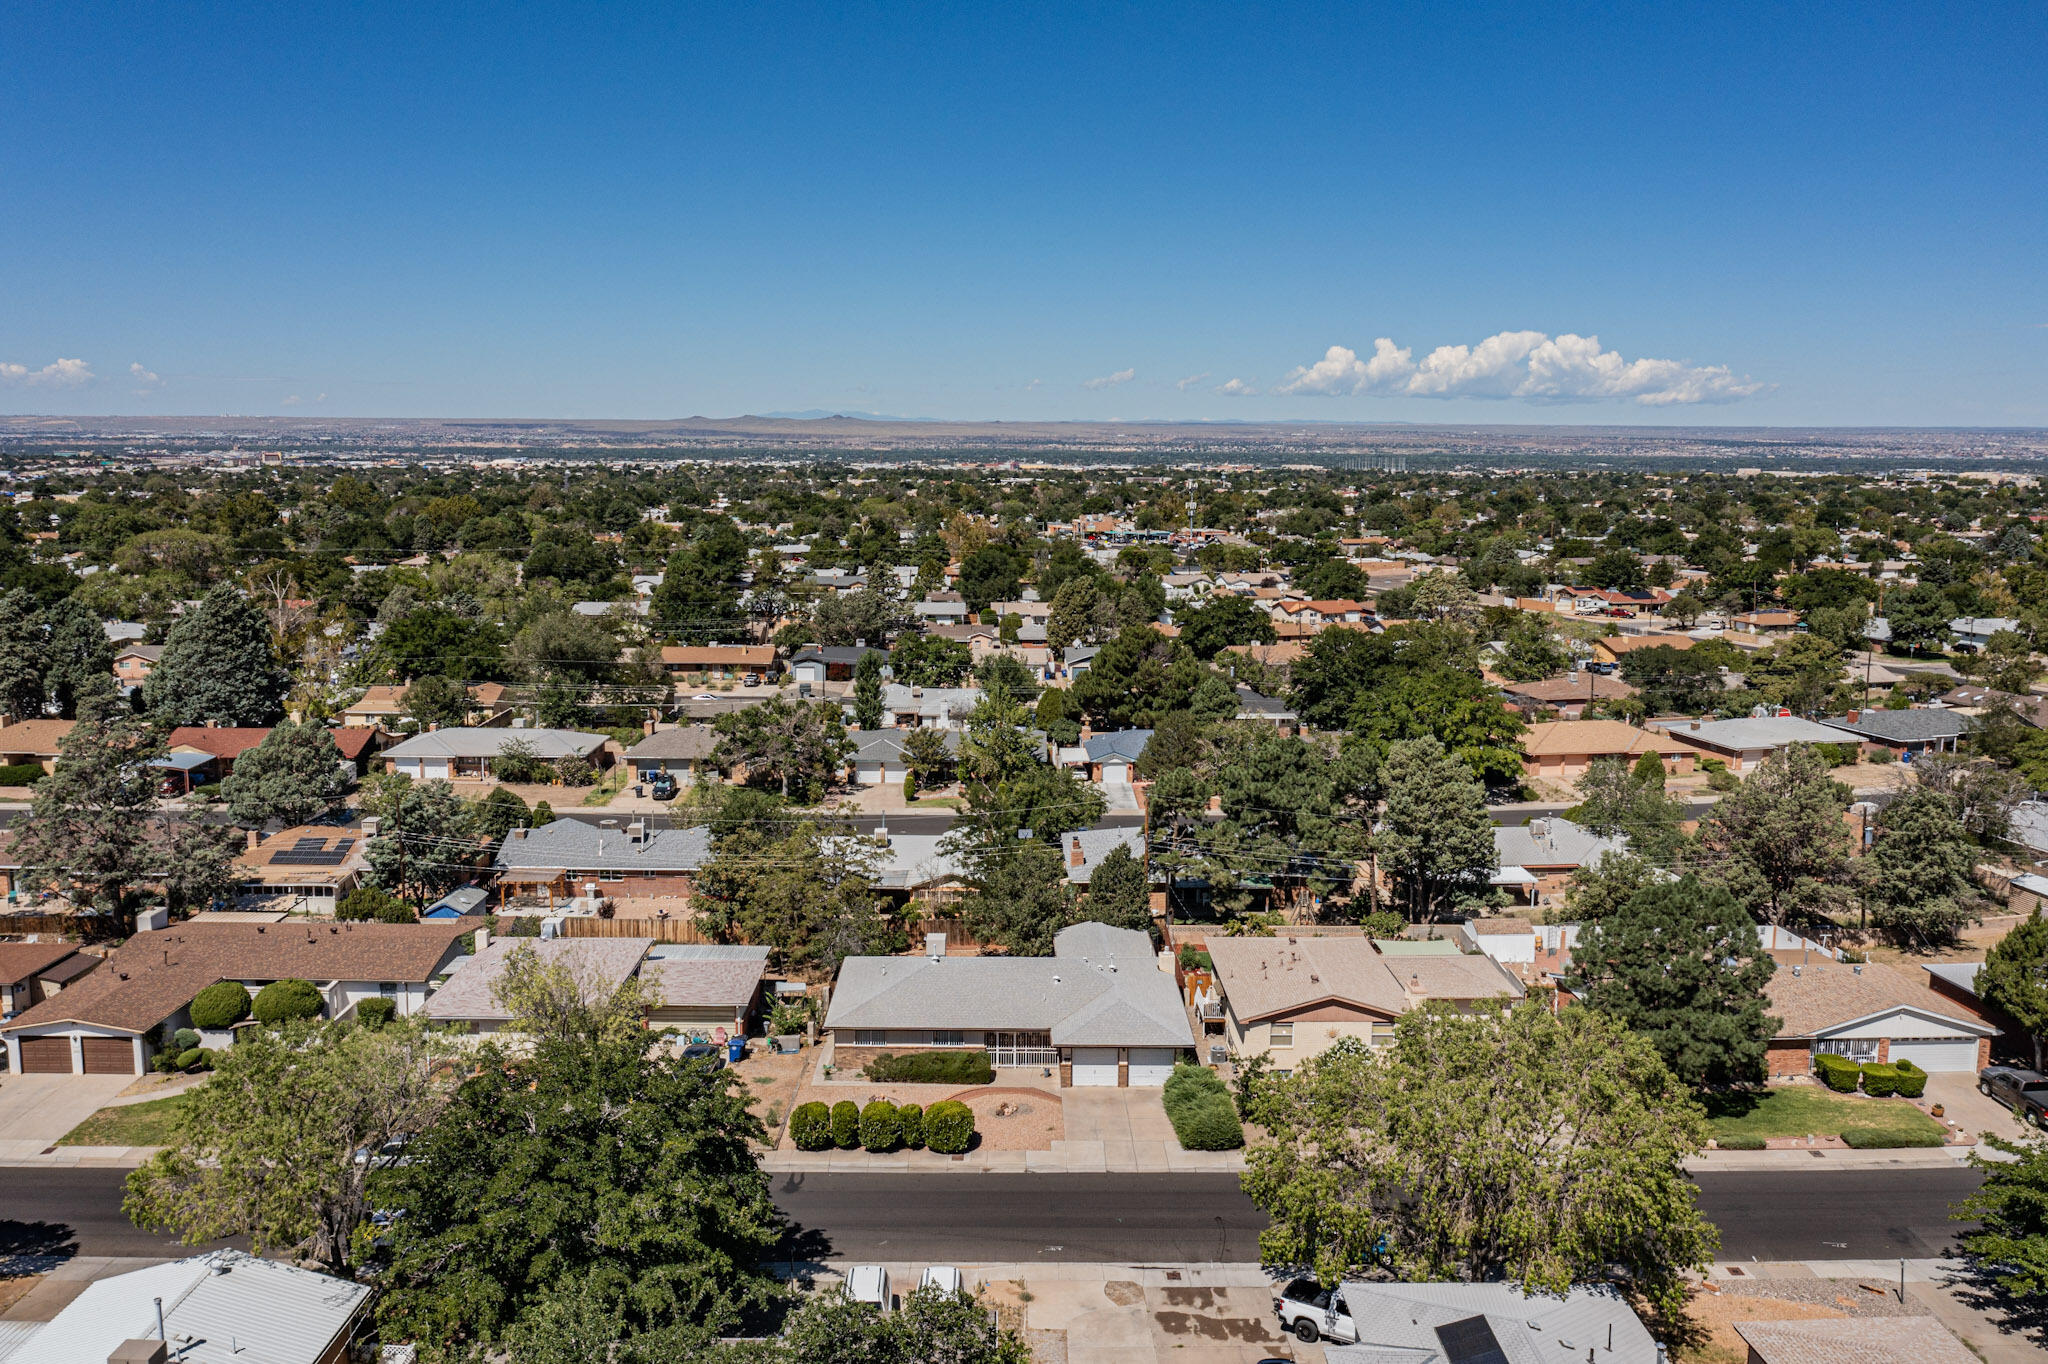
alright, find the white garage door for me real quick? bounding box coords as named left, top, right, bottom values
left=1890, top=1039, right=1977, bottom=1073
left=1071, top=1048, right=1119, bottom=1086
left=1126, top=1048, right=1177, bottom=1086
left=423, top=761, right=451, bottom=780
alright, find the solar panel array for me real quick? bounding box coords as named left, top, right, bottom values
left=270, top=838, right=358, bottom=867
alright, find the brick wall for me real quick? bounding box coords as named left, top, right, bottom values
left=1765, top=1040, right=1811, bottom=1079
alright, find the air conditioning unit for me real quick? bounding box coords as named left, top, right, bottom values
left=1208, top=1045, right=1229, bottom=1066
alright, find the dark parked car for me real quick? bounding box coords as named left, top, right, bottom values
left=680, top=1042, right=726, bottom=1070
left=1980, top=1065, right=2048, bottom=1127
left=648, top=773, right=679, bottom=801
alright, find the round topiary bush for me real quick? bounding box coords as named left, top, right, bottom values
left=356, top=997, right=398, bottom=1028
left=174, top=1047, right=211, bottom=1072
left=898, top=1102, right=925, bottom=1150
left=1893, top=1059, right=1928, bottom=1099
left=1814, top=1053, right=1862, bottom=1093
left=831, top=1100, right=862, bottom=1150
left=189, top=981, right=252, bottom=1030
left=791, top=1101, right=833, bottom=1151
left=924, top=1099, right=977, bottom=1154
left=252, top=978, right=323, bottom=1026
left=1859, top=1062, right=1899, bottom=1098
left=171, top=1028, right=201, bottom=1052
left=860, top=1100, right=901, bottom=1152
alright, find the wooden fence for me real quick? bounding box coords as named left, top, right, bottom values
left=559, top=915, right=714, bottom=945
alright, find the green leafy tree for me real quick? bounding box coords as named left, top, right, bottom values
left=1618, top=644, right=1725, bottom=715
left=1956, top=1138, right=2048, bottom=1304
left=126, top=1018, right=457, bottom=1273
left=1693, top=744, right=1852, bottom=926
left=1079, top=841, right=1152, bottom=933
left=774, top=1284, right=1033, bottom=1364
left=474, top=785, right=532, bottom=842
left=1973, top=629, right=2040, bottom=694
left=42, top=595, right=114, bottom=718
left=1240, top=1004, right=1715, bottom=1313
left=12, top=695, right=162, bottom=914
left=1566, top=877, right=1778, bottom=1087
left=890, top=631, right=973, bottom=688
left=362, top=777, right=482, bottom=906
left=1136, top=709, right=1206, bottom=780
left=973, top=652, right=1037, bottom=705
left=158, top=821, right=242, bottom=915
left=957, top=542, right=1026, bottom=616
left=223, top=720, right=351, bottom=827
left=852, top=649, right=885, bottom=730
left=711, top=696, right=854, bottom=802
left=1978, top=913, right=2048, bottom=1071
left=142, top=583, right=292, bottom=726
left=1034, top=684, right=1082, bottom=746
left=696, top=819, right=888, bottom=973
left=373, top=983, right=782, bottom=1354
left=1855, top=787, right=1987, bottom=949
left=336, top=885, right=414, bottom=923
left=902, top=726, right=954, bottom=789
left=402, top=672, right=471, bottom=729
left=1885, top=583, right=1954, bottom=655
left=1493, top=614, right=1570, bottom=682
left=1069, top=625, right=1205, bottom=731
left=962, top=836, right=1075, bottom=955
left=1376, top=736, right=1498, bottom=918
left=1175, top=728, right=1373, bottom=919
left=0, top=588, right=46, bottom=719
left=652, top=520, right=751, bottom=645
left=810, top=588, right=904, bottom=648
left=1045, top=575, right=1102, bottom=654
left=1561, top=851, right=1663, bottom=920
left=1177, top=594, right=1277, bottom=661
left=1566, top=753, right=1686, bottom=864
left=1746, top=634, right=1847, bottom=716
left=376, top=607, right=509, bottom=682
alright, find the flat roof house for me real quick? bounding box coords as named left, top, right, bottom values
left=492, top=817, right=712, bottom=908
left=823, top=921, right=1193, bottom=1086
left=234, top=824, right=369, bottom=910
left=1332, top=1282, right=1658, bottom=1364
left=383, top=726, right=610, bottom=782
left=1205, top=936, right=1522, bottom=1071
left=658, top=644, right=779, bottom=681
left=0, top=920, right=468, bottom=1074
left=1763, top=959, right=1996, bottom=1078
left=1659, top=714, right=1847, bottom=774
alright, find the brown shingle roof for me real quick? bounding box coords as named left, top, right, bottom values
left=331, top=727, right=383, bottom=761
left=0, top=920, right=469, bottom=1036
left=1733, top=1317, right=1977, bottom=1364
left=0, top=719, right=76, bottom=756
left=1765, top=960, right=1993, bottom=1039
left=660, top=645, right=775, bottom=667
left=1597, top=633, right=1696, bottom=655
left=347, top=684, right=410, bottom=714
left=1522, top=719, right=1693, bottom=759
left=0, top=942, right=87, bottom=986
left=1500, top=674, right=1639, bottom=704
left=1206, top=937, right=1522, bottom=1023
left=165, top=726, right=273, bottom=761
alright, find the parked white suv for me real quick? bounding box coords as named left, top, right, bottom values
left=1272, top=1278, right=1358, bottom=1344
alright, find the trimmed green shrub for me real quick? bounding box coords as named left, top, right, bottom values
left=356, top=997, right=398, bottom=1028
left=1814, top=1053, right=1862, bottom=1093
left=791, top=1101, right=833, bottom=1151
left=189, top=981, right=252, bottom=1029
left=860, top=1100, right=901, bottom=1152
left=1842, top=1127, right=1944, bottom=1149
left=252, top=978, right=323, bottom=1025
left=1893, top=1059, right=1928, bottom=1099
left=924, top=1099, right=977, bottom=1154
left=0, top=763, right=47, bottom=786
left=1163, top=1062, right=1245, bottom=1151
left=898, top=1102, right=925, bottom=1150
left=831, top=1100, right=861, bottom=1150
left=861, top=1049, right=995, bottom=1085
left=1860, top=1062, right=1899, bottom=1098
left=171, top=1028, right=201, bottom=1052
left=336, top=887, right=412, bottom=923
left=1714, top=1134, right=1768, bottom=1150
left=173, top=1047, right=212, bottom=1072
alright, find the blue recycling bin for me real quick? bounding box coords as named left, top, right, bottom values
left=726, top=1036, right=747, bottom=1064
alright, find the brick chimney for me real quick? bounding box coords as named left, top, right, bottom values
left=1069, top=835, right=1086, bottom=868
left=246, top=828, right=259, bottom=851
left=1846, top=708, right=1860, bottom=724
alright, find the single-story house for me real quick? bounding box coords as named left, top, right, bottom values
left=0, top=942, right=97, bottom=1020
left=1061, top=643, right=1102, bottom=676
left=0, top=718, right=75, bottom=773
left=0, top=920, right=468, bottom=1073
left=339, top=683, right=411, bottom=729
left=492, top=817, right=712, bottom=907
left=1205, top=936, right=1523, bottom=1071
left=330, top=724, right=388, bottom=774
left=1763, top=959, right=1997, bottom=1078
left=623, top=724, right=724, bottom=785
left=851, top=829, right=973, bottom=907
left=1069, top=729, right=1150, bottom=786
left=423, top=935, right=652, bottom=1033
left=164, top=725, right=274, bottom=779
left=1932, top=685, right=2048, bottom=726
left=1819, top=707, right=1969, bottom=759
left=788, top=645, right=889, bottom=684
left=1660, top=714, right=1850, bottom=773
left=823, top=921, right=1192, bottom=1086
left=1498, top=672, right=1638, bottom=720
left=383, top=727, right=610, bottom=781
left=927, top=621, right=1002, bottom=658
left=881, top=683, right=983, bottom=729
left=1491, top=818, right=1631, bottom=907
left=111, top=642, right=163, bottom=690
left=422, top=885, right=490, bottom=919
left=1590, top=632, right=1696, bottom=664
left=643, top=943, right=771, bottom=1039
left=13, top=1250, right=374, bottom=1364
left=1330, top=1282, right=1657, bottom=1364
left=1234, top=686, right=1297, bottom=732
left=1950, top=616, right=2022, bottom=652
left=1557, top=586, right=1672, bottom=615
left=235, top=824, right=369, bottom=908
left=1734, top=1317, right=1977, bottom=1364
left=911, top=594, right=970, bottom=627
left=1058, top=826, right=1159, bottom=904
left=658, top=645, right=779, bottom=681
left=1519, top=719, right=1696, bottom=782
left=846, top=729, right=962, bottom=787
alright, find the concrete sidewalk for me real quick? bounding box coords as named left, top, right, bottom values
left=759, top=1144, right=1244, bottom=1174
left=1685, top=1143, right=1986, bottom=1172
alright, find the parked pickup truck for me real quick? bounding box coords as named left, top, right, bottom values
left=1981, top=1065, right=2048, bottom=1127
left=1273, top=1279, right=1358, bottom=1345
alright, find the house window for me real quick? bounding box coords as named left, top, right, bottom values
left=1269, top=1023, right=1294, bottom=1048
left=379, top=983, right=398, bottom=998
left=854, top=1030, right=887, bottom=1047
left=1370, top=1022, right=1396, bottom=1047
left=931, top=1030, right=964, bottom=1046
left=599, top=869, right=625, bottom=883
left=1815, top=1039, right=1879, bottom=1063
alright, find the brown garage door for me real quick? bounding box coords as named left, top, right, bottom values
left=18, top=1036, right=73, bottom=1073
left=81, top=1037, right=136, bottom=1075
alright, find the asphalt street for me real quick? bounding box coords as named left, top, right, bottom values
left=0, top=1167, right=1987, bottom=1264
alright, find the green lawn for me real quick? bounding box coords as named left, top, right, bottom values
left=57, top=1092, right=192, bottom=1147
left=1703, top=1087, right=1945, bottom=1148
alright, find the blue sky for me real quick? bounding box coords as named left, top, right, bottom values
left=2, top=3, right=2044, bottom=425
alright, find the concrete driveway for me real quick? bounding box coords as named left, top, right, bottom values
left=0, top=1075, right=134, bottom=1158
left=1925, top=1070, right=2040, bottom=1146
left=1059, top=1088, right=1180, bottom=1169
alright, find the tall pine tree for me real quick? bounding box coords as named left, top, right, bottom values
left=142, top=583, right=291, bottom=726
left=42, top=596, right=113, bottom=718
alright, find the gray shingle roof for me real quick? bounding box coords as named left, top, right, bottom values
left=823, top=920, right=1189, bottom=1048
left=1492, top=818, right=1628, bottom=871
left=1821, top=709, right=1970, bottom=743
left=384, top=727, right=609, bottom=760
left=1082, top=729, right=1152, bottom=763
left=424, top=937, right=651, bottom=1024
left=1057, top=826, right=1148, bottom=885
left=493, top=818, right=712, bottom=874
left=624, top=725, right=719, bottom=760
left=1331, top=1282, right=1659, bottom=1364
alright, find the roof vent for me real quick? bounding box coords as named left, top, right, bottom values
left=1792, top=965, right=1801, bottom=976
left=1853, top=963, right=1863, bottom=974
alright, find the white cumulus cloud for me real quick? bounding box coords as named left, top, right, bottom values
left=282, top=394, right=302, bottom=406
left=1216, top=378, right=1258, bottom=396
left=1276, top=332, right=1766, bottom=405
left=0, top=357, right=94, bottom=388
left=1175, top=372, right=1211, bottom=390
left=1082, top=367, right=1136, bottom=390
left=128, top=362, right=161, bottom=394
